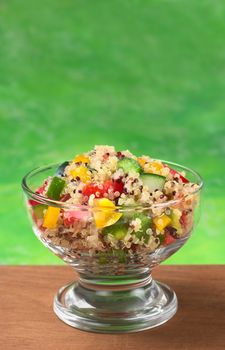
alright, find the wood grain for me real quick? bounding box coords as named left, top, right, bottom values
left=0, top=265, right=224, bottom=350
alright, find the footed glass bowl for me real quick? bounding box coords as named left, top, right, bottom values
left=22, top=161, right=203, bottom=333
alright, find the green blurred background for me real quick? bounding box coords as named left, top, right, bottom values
left=1, top=0, right=225, bottom=264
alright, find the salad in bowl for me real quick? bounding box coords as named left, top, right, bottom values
left=22, top=145, right=203, bottom=333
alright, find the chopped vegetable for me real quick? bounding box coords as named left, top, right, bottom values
left=153, top=214, right=171, bottom=232
left=63, top=209, right=90, bottom=227
left=46, top=176, right=65, bottom=200
left=28, top=199, right=40, bottom=206
left=171, top=209, right=182, bottom=234
left=104, top=179, right=124, bottom=195
left=137, top=157, right=147, bottom=168
left=73, top=154, right=90, bottom=164
left=83, top=179, right=124, bottom=199
left=118, top=157, right=142, bottom=173
left=93, top=198, right=122, bottom=228
left=180, top=210, right=192, bottom=231
left=157, top=233, right=165, bottom=244
left=112, top=249, right=127, bottom=263
left=43, top=207, right=61, bottom=229
left=145, top=161, right=164, bottom=173
left=98, top=249, right=127, bottom=264
left=164, top=233, right=176, bottom=246
left=70, top=166, right=91, bottom=183
left=82, top=183, right=104, bottom=198
left=130, top=212, right=152, bottom=241
left=63, top=211, right=78, bottom=227
left=141, top=173, right=166, bottom=192
left=103, top=223, right=127, bottom=240
left=167, top=167, right=189, bottom=183
left=28, top=184, right=46, bottom=206
left=33, top=204, right=47, bottom=219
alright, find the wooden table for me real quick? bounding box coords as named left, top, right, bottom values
left=1, top=266, right=224, bottom=350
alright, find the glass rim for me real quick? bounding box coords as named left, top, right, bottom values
left=21, top=160, right=204, bottom=211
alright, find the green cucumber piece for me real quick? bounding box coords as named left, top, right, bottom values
left=157, top=233, right=165, bottom=244
left=112, top=249, right=127, bottom=263
left=117, top=157, right=142, bottom=173
left=141, top=173, right=166, bottom=192
left=98, top=249, right=127, bottom=264
left=131, top=212, right=152, bottom=241
left=33, top=204, right=47, bottom=219
left=46, top=176, right=65, bottom=200
left=102, top=223, right=127, bottom=240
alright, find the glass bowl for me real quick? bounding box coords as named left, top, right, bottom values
left=22, top=161, right=203, bottom=333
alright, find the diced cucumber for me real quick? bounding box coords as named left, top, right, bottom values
left=102, top=223, right=127, bottom=240
left=157, top=233, right=165, bottom=244
left=98, top=249, right=127, bottom=264
left=131, top=212, right=152, bottom=241
left=112, top=249, right=127, bottom=263
left=141, top=173, right=166, bottom=192
left=33, top=204, right=47, bottom=219
left=122, top=211, right=152, bottom=242
left=46, top=176, right=66, bottom=200
left=56, top=161, right=69, bottom=176
left=117, top=157, right=142, bottom=173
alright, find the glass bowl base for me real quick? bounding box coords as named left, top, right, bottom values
left=53, top=277, right=178, bottom=333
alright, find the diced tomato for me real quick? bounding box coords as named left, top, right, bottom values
left=166, top=166, right=189, bottom=183
left=180, top=210, right=191, bottom=229
left=181, top=176, right=189, bottom=183
left=103, top=179, right=124, bottom=194
left=37, top=184, right=46, bottom=194
left=164, top=233, right=176, bottom=246
left=28, top=199, right=39, bottom=206
left=64, top=216, right=78, bottom=227
left=82, top=179, right=124, bottom=199
left=82, top=184, right=104, bottom=198
left=28, top=183, right=47, bottom=206
left=63, top=209, right=90, bottom=227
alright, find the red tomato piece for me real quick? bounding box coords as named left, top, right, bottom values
left=164, top=233, right=176, bottom=246
left=28, top=199, right=39, bottom=206
left=180, top=210, right=191, bottom=229
left=82, top=184, right=104, bottom=198
left=82, top=179, right=124, bottom=199
left=111, top=179, right=124, bottom=194
left=63, top=209, right=90, bottom=227
left=103, top=179, right=124, bottom=194
left=166, top=166, right=189, bottom=183
left=64, top=216, right=78, bottom=227
left=63, top=211, right=78, bottom=226
left=28, top=184, right=47, bottom=206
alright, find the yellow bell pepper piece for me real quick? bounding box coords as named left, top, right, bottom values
left=153, top=214, right=171, bottom=232
left=93, top=198, right=122, bottom=229
left=151, top=161, right=163, bottom=171
left=70, top=166, right=91, bottom=183
left=43, top=207, right=60, bottom=229
left=73, top=154, right=90, bottom=164
left=171, top=209, right=182, bottom=234
left=137, top=157, right=147, bottom=168
left=144, top=161, right=164, bottom=174
left=138, top=158, right=163, bottom=174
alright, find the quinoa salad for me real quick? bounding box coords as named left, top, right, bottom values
left=28, top=145, right=200, bottom=256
